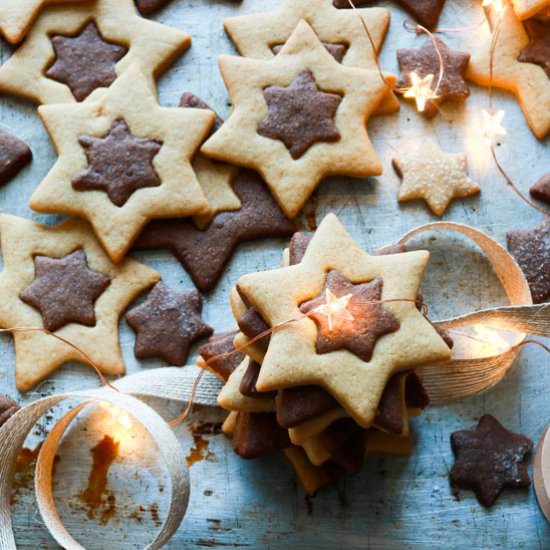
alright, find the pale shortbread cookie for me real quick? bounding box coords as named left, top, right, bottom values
left=393, top=140, right=480, bottom=216
left=192, top=155, right=240, bottom=229
left=222, top=411, right=239, bottom=435
left=201, top=21, right=391, bottom=219
left=0, top=0, right=189, bottom=105
left=511, top=0, right=550, bottom=19
left=466, top=4, right=550, bottom=139
left=236, top=214, right=451, bottom=428
left=224, top=0, right=399, bottom=115
left=289, top=409, right=348, bottom=445
left=0, top=0, right=90, bottom=44
left=0, top=214, right=159, bottom=392
left=30, top=65, right=214, bottom=263
left=218, top=359, right=276, bottom=413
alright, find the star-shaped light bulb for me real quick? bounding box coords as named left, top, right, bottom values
left=482, top=0, right=506, bottom=16
left=481, top=109, right=507, bottom=144
left=403, top=72, right=438, bottom=113
left=312, top=289, right=355, bottom=331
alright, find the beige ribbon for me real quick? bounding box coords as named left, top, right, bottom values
left=400, top=221, right=543, bottom=404
left=0, top=367, right=222, bottom=550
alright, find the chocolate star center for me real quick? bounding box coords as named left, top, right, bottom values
left=518, top=20, right=550, bottom=80
left=299, top=271, right=401, bottom=362
left=19, top=249, right=111, bottom=332
left=45, top=22, right=128, bottom=102
left=257, top=69, right=343, bottom=159
left=72, top=119, right=163, bottom=207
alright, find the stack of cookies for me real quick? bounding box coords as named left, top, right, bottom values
left=198, top=213, right=454, bottom=493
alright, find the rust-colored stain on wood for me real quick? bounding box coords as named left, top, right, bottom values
left=11, top=444, right=43, bottom=504
left=186, top=434, right=214, bottom=467
left=80, top=435, right=119, bottom=523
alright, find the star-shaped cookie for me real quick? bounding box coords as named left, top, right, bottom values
left=224, top=1, right=389, bottom=71
left=511, top=0, right=550, bottom=19
left=235, top=214, right=451, bottom=427
left=450, top=415, right=532, bottom=507
left=0, top=214, right=159, bottom=392
left=0, top=0, right=189, bottom=105
left=393, top=140, right=480, bottom=216
left=0, top=129, right=32, bottom=186
left=466, top=4, right=550, bottom=139
left=30, top=65, right=214, bottom=263
left=126, top=282, right=213, bottom=366
left=333, top=0, right=446, bottom=30
left=0, top=0, right=90, bottom=44
left=507, top=219, right=550, bottom=304
left=396, top=38, right=470, bottom=117
left=134, top=169, right=296, bottom=292
left=201, top=21, right=390, bottom=219
left=135, top=0, right=171, bottom=16
left=530, top=173, right=550, bottom=204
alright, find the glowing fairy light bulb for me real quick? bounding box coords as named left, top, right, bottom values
left=482, top=0, right=506, bottom=16
left=313, top=289, right=354, bottom=331
left=403, top=72, right=438, bottom=113
left=481, top=109, right=507, bottom=144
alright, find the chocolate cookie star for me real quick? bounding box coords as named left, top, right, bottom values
left=518, top=20, right=550, bottom=79
left=507, top=219, right=550, bottom=304
left=450, top=415, right=533, bottom=507
left=46, top=22, right=128, bottom=102
left=135, top=0, right=171, bottom=15
left=396, top=38, right=470, bottom=117
left=333, top=0, right=446, bottom=30
left=0, top=395, right=20, bottom=428
left=72, top=119, right=162, bottom=207
left=300, top=272, right=401, bottom=362
left=20, top=249, right=111, bottom=332
left=0, top=129, right=32, bottom=186
left=258, top=70, right=342, bottom=160
left=134, top=169, right=296, bottom=292
left=198, top=331, right=245, bottom=382
left=127, top=282, right=213, bottom=366
left=530, top=173, right=550, bottom=204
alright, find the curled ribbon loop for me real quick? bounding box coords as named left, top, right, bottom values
left=400, top=221, right=537, bottom=404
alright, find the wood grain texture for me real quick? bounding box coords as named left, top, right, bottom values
left=1, top=0, right=549, bottom=548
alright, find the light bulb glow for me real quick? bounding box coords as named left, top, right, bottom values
left=481, top=109, right=507, bottom=144
left=312, top=289, right=354, bottom=331
left=403, top=72, right=438, bottom=113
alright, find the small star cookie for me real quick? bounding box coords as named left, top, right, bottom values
left=0, top=129, right=32, bottom=186
left=0, top=0, right=90, bottom=44
left=466, top=4, right=550, bottom=139
left=511, top=0, right=550, bottom=19
left=235, top=214, right=451, bottom=427
left=126, top=282, right=213, bottom=366
left=0, top=0, right=189, bottom=105
left=135, top=0, right=171, bottom=16
left=396, top=38, right=470, bottom=117
left=393, top=140, right=480, bottom=216
left=201, top=21, right=391, bottom=219
left=0, top=214, right=159, bottom=392
left=450, top=415, right=532, bottom=507
left=30, top=65, right=214, bottom=263
left=530, top=173, right=550, bottom=204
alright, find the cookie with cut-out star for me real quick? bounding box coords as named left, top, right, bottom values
left=333, top=0, right=446, bottom=30
left=530, top=173, right=550, bottom=204
left=518, top=19, right=550, bottom=79
left=511, top=0, right=550, bottom=19
left=0, top=129, right=32, bottom=186
left=134, top=169, right=296, bottom=292
left=0, top=0, right=189, bottom=105
left=396, top=37, right=470, bottom=117
left=198, top=331, right=245, bottom=382
left=235, top=214, right=451, bottom=428
left=450, top=415, right=533, bottom=507
left=507, top=219, right=550, bottom=304
left=0, top=0, right=91, bottom=44
left=0, top=214, right=159, bottom=392
left=126, top=282, right=212, bottom=366
left=393, top=140, right=480, bottom=216
left=466, top=4, right=550, bottom=139
left=201, top=20, right=391, bottom=219
left=30, top=65, right=214, bottom=263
